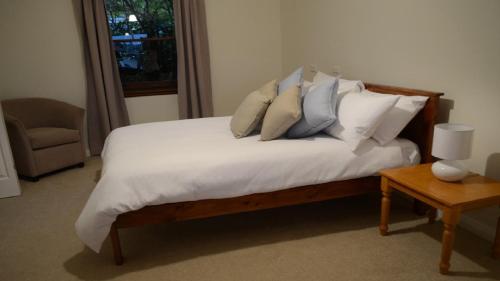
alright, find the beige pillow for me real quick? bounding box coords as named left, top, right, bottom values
left=261, top=85, right=302, bottom=141
left=230, top=80, right=277, bottom=138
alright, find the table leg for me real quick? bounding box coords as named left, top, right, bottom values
left=493, top=216, right=500, bottom=259
left=379, top=177, right=392, bottom=236
left=439, top=209, right=460, bottom=274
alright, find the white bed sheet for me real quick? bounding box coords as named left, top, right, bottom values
left=76, top=117, right=420, bottom=252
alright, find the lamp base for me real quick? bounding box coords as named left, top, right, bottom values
left=431, top=160, right=468, bottom=182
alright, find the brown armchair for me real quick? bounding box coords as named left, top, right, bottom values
left=1, top=98, right=86, bottom=181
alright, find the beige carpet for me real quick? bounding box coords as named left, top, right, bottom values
left=0, top=157, right=499, bottom=281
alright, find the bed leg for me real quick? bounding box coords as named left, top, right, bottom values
left=110, top=224, right=124, bottom=265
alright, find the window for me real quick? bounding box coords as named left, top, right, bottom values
left=105, top=0, right=176, bottom=97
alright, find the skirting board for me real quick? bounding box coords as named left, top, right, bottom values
left=460, top=214, right=496, bottom=243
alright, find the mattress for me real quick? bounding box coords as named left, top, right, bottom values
left=76, top=116, right=420, bottom=252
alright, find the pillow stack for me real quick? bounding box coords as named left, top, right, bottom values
left=313, top=71, right=429, bottom=150
left=322, top=89, right=429, bottom=150
left=230, top=68, right=428, bottom=149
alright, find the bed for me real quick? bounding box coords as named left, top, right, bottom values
left=76, top=83, right=443, bottom=264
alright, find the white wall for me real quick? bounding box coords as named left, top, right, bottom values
left=205, top=0, right=282, bottom=116
left=0, top=0, right=86, bottom=108
left=281, top=0, right=500, bottom=240
left=125, top=95, right=179, bottom=124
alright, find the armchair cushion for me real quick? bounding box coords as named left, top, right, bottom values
left=27, top=127, right=80, bottom=150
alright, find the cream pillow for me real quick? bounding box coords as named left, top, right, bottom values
left=261, top=85, right=302, bottom=141
left=230, top=80, right=277, bottom=138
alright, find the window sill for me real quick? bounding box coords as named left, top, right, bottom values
left=124, top=88, right=177, bottom=98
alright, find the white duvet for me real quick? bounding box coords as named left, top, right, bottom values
left=76, top=117, right=419, bottom=252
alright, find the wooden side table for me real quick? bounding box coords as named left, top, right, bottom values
left=379, top=164, right=500, bottom=274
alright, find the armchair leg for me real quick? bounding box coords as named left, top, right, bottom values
left=77, top=162, right=85, bottom=168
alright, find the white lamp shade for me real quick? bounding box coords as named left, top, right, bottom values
left=431, top=123, right=474, bottom=160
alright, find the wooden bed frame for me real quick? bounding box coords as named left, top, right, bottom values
left=109, top=83, right=444, bottom=265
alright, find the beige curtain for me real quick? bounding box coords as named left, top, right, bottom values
left=81, top=0, right=130, bottom=155
left=174, top=0, right=214, bottom=119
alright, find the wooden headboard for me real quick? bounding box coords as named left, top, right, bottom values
left=364, top=83, right=444, bottom=163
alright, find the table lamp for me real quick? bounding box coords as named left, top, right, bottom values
left=431, top=123, right=474, bottom=182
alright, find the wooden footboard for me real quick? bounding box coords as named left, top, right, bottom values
left=111, top=176, right=379, bottom=265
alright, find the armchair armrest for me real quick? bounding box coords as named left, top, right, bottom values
left=4, top=113, right=37, bottom=175
left=4, top=113, right=30, bottom=146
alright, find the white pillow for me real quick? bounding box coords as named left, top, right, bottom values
left=323, top=90, right=400, bottom=151
left=313, top=71, right=364, bottom=94
left=372, top=93, right=429, bottom=145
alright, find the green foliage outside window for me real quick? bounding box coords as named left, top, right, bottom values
left=105, top=0, right=176, bottom=86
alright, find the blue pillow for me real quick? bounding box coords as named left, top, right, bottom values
left=278, top=67, right=304, bottom=95
left=287, top=78, right=339, bottom=138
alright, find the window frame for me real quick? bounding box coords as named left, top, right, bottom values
left=108, top=22, right=177, bottom=98
left=122, top=80, right=177, bottom=97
